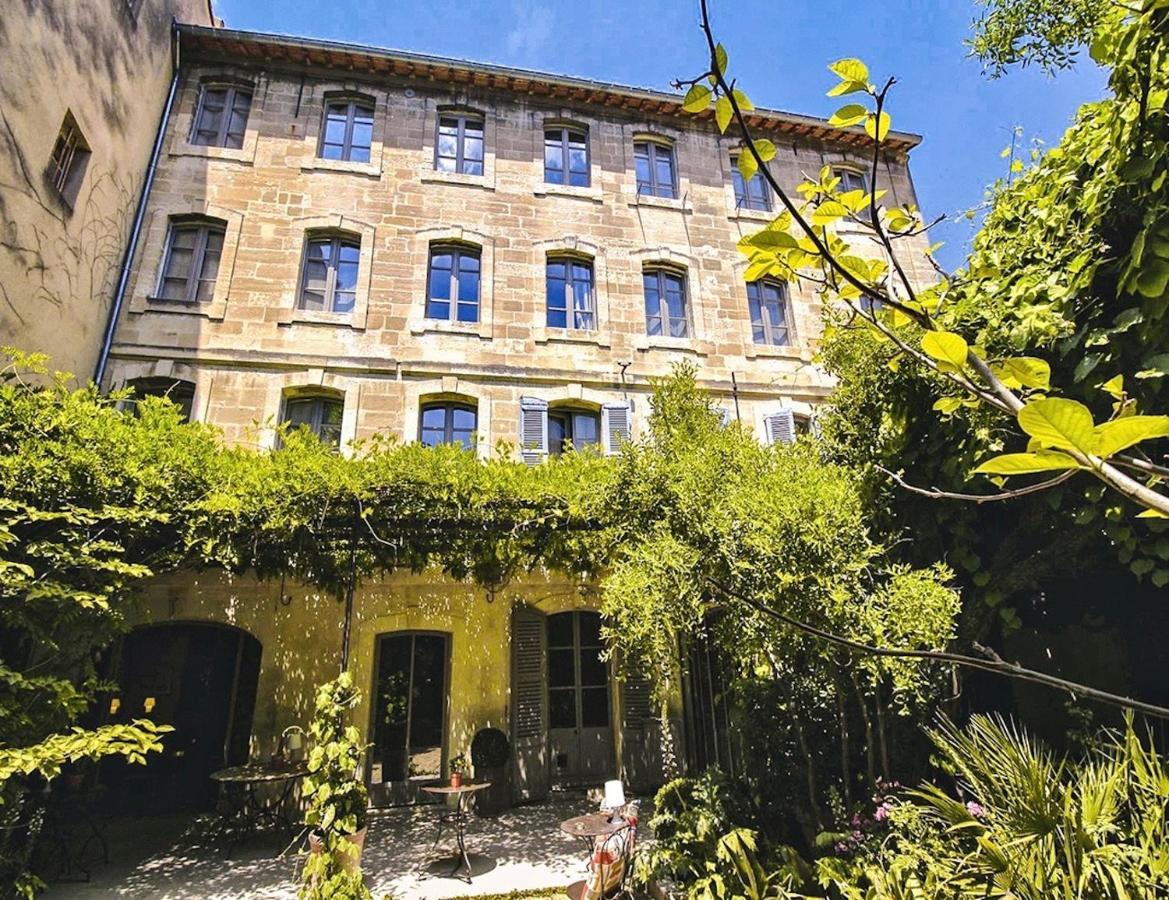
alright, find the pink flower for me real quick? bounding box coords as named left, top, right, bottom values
left=966, top=801, right=986, bottom=819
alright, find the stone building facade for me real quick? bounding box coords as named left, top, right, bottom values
left=94, top=25, right=934, bottom=806
left=0, top=0, right=217, bottom=380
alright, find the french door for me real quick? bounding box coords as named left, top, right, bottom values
left=369, top=632, right=449, bottom=805
left=547, top=611, right=614, bottom=784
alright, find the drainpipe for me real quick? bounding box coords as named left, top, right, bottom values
left=93, top=21, right=182, bottom=388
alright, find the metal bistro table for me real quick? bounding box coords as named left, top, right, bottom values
left=209, top=763, right=307, bottom=857
left=560, top=811, right=633, bottom=900
left=421, top=782, right=490, bottom=883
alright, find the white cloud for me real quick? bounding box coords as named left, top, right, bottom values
left=505, top=0, right=555, bottom=58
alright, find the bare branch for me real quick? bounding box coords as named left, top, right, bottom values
left=877, top=465, right=1075, bottom=502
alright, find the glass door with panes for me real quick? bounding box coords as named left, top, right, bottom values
left=547, top=611, right=614, bottom=784
left=369, top=632, right=449, bottom=805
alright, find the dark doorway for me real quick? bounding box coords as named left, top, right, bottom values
left=369, top=632, right=450, bottom=805
left=548, top=611, right=614, bottom=784
left=104, top=622, right=261, bottom=812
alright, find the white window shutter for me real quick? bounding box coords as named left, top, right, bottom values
left=602, top=401, right=631, bottom=455
left=718, top=407, right=733, bottom=427
left=765, top=408, right=797, bottom=446
left=519, top=396, right=548, bottom=465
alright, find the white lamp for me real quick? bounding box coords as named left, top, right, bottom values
left=603, top=779, right=626, bottom=824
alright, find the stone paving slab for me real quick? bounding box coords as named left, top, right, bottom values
left=45, top=798, right=598, bottom=899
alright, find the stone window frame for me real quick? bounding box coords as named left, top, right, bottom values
left=170, top=72, right=262, bottom=165
left=420, top=102, right=496, bottom=191
left=513, top=383, right=635, bottom=460
left=746, top=278, right=794, bottom=347
left=108, top=359, right=205, bottom=421
left=276, top=214, right=376, bottom=330
left=719, top=133, right=787, bottom=224
left=131, top=202, right=243, bottom=321
left=280, top=389, right=345, bottom=450
left=424, top=243, right=482, bottom=325
left=418, top=398, right=479, bottom=450
left=45, top=110, right=91, bottom=211
left=190, top=82, right=252, bottom=150
left=547, top=400, right=603, bottom=457
left=730, top=152, right=772, bottom=212
left=531, top=114, right=603, bottom=202
left=317, top=94, right=376, bottom=163
left=260, top=372, right=359, bottom=453
left=408, top=226, right=495, bottom=340
left=296, top=231, right=363, bottom=315
left=733, top=256, right=812, bottom=362
left=624, top=127, right=691, bottom=212
left=629, top=247, right=710, bottom=356
left=299, top=85, right=387, bottom=178
left=124, top=376, right=197, bottom=422
left=531, top=237, right=612, bottom=349
left=402, top=378, right=491, bottom=460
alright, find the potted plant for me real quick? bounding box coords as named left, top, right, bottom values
left=300, top=672, right=371, bottom=900
left=470, top=726, right=512, bottom=816
left=449, top=752, right=468, bottom=788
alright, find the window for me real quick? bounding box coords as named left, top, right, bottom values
left=548, top=408, right=601, bottom=456
left=426, top=246, right=480, bottom=323
left=544, top=127, right=588, bottom=186
left=158, top=219, right=225, bottom=303
left=371, top=632, right=449, bottom=787
left=547, top=611, right=609, bottom=731
left=127, top=378, right=195, bottom=422
left=298, top=234, right=360, bottom=313
left=546, top=258, right=595, bottom=330
left=643, top=267, right=689, bottom=337
left=634, top=141, right=676, bottom=198
left=419, top=402, right=477, bottom=449
left=191, top=85, right=251, bottom=149
left=319, top=98, right=374, bottom=163
left=834, top=167, right=868, bottom=194
left=283, top=395, right=343, bottom=448
left=47, top=112, right=90, bottom=206
left=747, top=279, right=791, bottom=346
left=732, top=156, right=771, bottom=211
left=435, top=114, right=484, bottom=175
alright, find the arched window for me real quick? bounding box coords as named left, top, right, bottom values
left=191, top=83, right=252, bottom=149
left=319, top=96, right=374, bottom=162
left=545, top=257, right=595, bottom=330
left=298, top=233, right=360, bottom=313
left=643, top=266, right=689, bottom=337
left=282, top=393, right=344, bottom=448
left=158, top=217, right=226, bottom=303
left=127, top=377, right=195, bottom=422
left=548, top=407, right=600, bottom=455
left=419, top=401, right=477, bottom=449
left=426, top=245, right=480, bottom=323
left=747, top=279, right=791, bottom=346
left=544, top=126, right=589, bottom=187
left=833, top=166, right=868, bottom=194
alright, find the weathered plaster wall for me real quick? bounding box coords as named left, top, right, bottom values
left=0, top=0, right=215, bottom=380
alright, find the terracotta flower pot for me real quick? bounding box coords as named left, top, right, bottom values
left=308, top=827, right=367, bottom=875
left=450, top=771, right=462, bottom=788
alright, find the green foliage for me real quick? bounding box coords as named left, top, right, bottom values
left=299, top=672, right=371, bottom=900
left=811, top=715, right=1169, bottom=898
left=968, top=0, right=1106, bottom=77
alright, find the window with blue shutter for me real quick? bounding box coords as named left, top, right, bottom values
left=519, top=396, right=549, bottom=465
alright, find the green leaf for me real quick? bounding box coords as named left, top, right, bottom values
left=864, top=111, right=891, bottom=141
left=827, top=79, right=868, bottom=97
left=811, top=200, right=849, bottom=226
left=828, top=104, right=868, bottom=128
left=737, top=152, right=758, bottom=182
left=715, top=96, right=733, bottom=133
left=829, top=58, right=869, bottom=84
left=995, top=357, right=1051, bottom=391
left=682, top=83, right=712, bottom=113
left=974, top=451, right=1083, bottom=475
left=1017, top=398, right=1097, bottom=454
left=1099, top=374, right=1125, bottom=399
left=753, top=139, right=777, bottom=162
left=920, top=331, right=969, bottom=372
left=732, top=88, right=754, bottom=112
left=714, top=43, right=728, bottom=76
left=1093, top=416, right=1169, bottom=459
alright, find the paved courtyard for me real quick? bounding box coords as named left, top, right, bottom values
left=45, top=797, right=603, bottom=899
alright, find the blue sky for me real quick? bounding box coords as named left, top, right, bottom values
left=214, top=0, right=1107, bottom=271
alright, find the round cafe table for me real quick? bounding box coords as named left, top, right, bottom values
left=209, top=763, right=307, bottom=858
left=560, top=812, right=632, bottom=900
left=421, top=782, right=491, bottom=883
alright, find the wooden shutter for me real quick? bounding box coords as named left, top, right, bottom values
left=620, top=672, right=662, bottom=792
left=765, top=409, right=797, bottom=446
left=519, top=397, right=548, bottom=465
left=511, top=603, right=549, bottom=802
left=602, top=401, right=631, bottom=455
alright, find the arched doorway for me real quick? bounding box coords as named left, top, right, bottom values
left=104, top=622, right=261, bottom=812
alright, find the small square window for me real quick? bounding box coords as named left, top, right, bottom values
left=46, top=112, right=90, bottom=207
